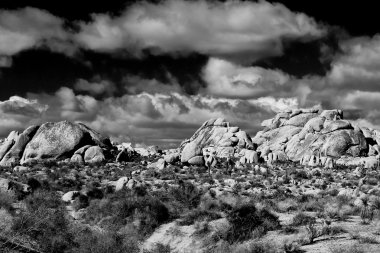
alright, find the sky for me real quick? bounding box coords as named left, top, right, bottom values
left=1, top=0, right=380, bottom=148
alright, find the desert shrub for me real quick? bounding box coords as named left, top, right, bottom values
left=291, top=212, right=316, bottom=227
left=324, top=201, right=355, bottom=221
left=321, top=225, right=347, bottom=236
left=193, top=221, right=211, bottom=236
left=199, top=196, right=222, bottom=212
left=27, top=177, right=42, bottom=192
left=12, top=191, right=73, bottom=253
left=25, top=189, right=63, bottom=211
left=324, top=188, right=339, bottom=197
left=177, top=209, right=222, bottom=226
left=72, top=194, right=90, bottom=211
left=85, top=191, right=170, bottom=236
left=358, top=235, right=379, bottom=244
left=72, top=227, right=138, bottom=253
left=366, top=177, right=378, bottom=186
left=200, top=177, right=215, bottom=185
left=304, top=218, right=319, bottom=244
left=283, top=240, right=302, bottom=253
left=360, top=199, right=374, bottom=224
left=281, top=225, right=298, bottom=234
left=85, top=187, right=104, bottom=200
left=292, top=170, right=308, bottom=180
left=301, top=198, right=325, bottom=212
left=167, top=181, right=202, bottom=210
left=329, top=244, right=365, bottom=253
left=57, top=177, right=82, bottom=190
left=226, top=203, right=280, bottom=243
left=159, top=167, right=177, bottom=180
left=276, top=198, right=299, bottom=213
left=0, top=191, right=15, bottom=213
left=231, top=240, right=279, bottom=253
left=336, top=195, right=354, bottom=206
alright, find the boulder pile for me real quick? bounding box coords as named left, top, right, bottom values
left=179, top=118, right=254, bottom=165
left=252, top=109, right=379, bottom=167
left=0, top=121, right=112, bottom=166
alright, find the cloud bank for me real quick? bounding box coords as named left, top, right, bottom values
left=76, top=0, right=325, bottom=62
left=2, top=1, right=380, bottom=147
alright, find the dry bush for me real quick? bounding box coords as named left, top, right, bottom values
left=71, top=227, right=139, bottom=253
left=291, top=212, right=316, bottom=227
left=0, top=191, right=16, bottom=213
left=226, top=203, right=280, bottom=243
left=11, top=190, right=73, bottom=253
left=177, top=209, right=222, bottom=226
left=329, top=243, right=366, bottom=253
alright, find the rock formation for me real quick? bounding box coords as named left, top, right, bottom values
left=0, top=121, right=111, bottom=166
left=252, top=109, right=377, bottom=166
left=179, top=118, right=254, bottom=164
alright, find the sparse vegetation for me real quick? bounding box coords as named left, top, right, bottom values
left=226, top=203, right=280, bottom=243
left=1, top=158, right=380, bottom=252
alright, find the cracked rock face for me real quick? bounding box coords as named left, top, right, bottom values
left=179, top=118, right=254, bottom=163
left=252, top=109, right=369, bottom=161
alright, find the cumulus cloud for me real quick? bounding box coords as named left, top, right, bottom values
left=340, top=91, right=380, bottom=109
left=0, top=96, right=48, bottom=116
left=0, top=7, right=74, bottom=57
left=203, top=57, right=291, bottom=98
left=74, top=78, right=117, bottom=97
left=123, top=74, right=183, bottom=95
left=327, top=35, right=380, bottom=90
left=76, top=0, right=325, bottom=62
left=0, top=86, right=298, bottom=147
left=0, top=96, right=48, bottom=136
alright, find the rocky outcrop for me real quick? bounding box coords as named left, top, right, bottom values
left=0, top=126, right=39, bottom=166
left=179, top=118, right=254, bottom=163
left=0, top=131, right=19, bottom=162
left=84, top=146, right=106, bottom=164
left=0, top=121, right=111, bottom=166
left=253, top=109, right=369, bottom=162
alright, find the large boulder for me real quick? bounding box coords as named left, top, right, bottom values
left=188, top=156, right=204, bottom=165
left=70, top=154, right=84, bottom=164
left=84, top=146, right=105, bottom=164
left=0, top=126, right=39, bottom=166
left=179, top=118, right=254, bottom=163
left=20, top=121, right=110, bottom=164
left=163, top=152, right=180, bottom=164
left=0, top=131, right=19, bottom=161
left=253, top=109, right=368, bottom=162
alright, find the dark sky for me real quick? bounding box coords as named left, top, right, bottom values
left=1, top=0, right=380, bottom=147
left=0, top=0, right=375, bottom=99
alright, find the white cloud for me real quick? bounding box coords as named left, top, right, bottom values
left=0, top=96, right=48, bottom=116
left=0, top=96, right=48, bottom=136
left=123, top=74, right=183, bottom=95
left=339, top=90, right=380, bottom=109
left=203, top=57, right=290, bottom=98
left=74, top=79, right=117, bottom=96
left=327, top=35, right=380, bottom=89
left=0, top=88, right=297, bottom=147
left=76, top=0, right=325, bottom=61
left=55, top=87, right=99, bottom=121
left=0, top=7, right=74, bottom=57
